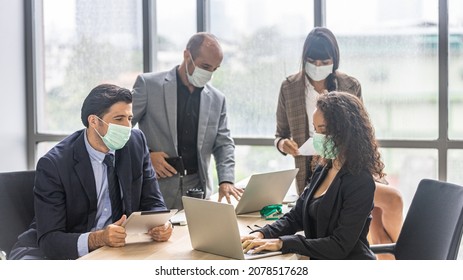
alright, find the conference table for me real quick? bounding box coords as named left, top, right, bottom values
left=78, top=176, right=305, bottom=260
left=78, top=210, right=302, bottom=260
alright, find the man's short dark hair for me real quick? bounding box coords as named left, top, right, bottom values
left=81, top=84, right=132, bottom=127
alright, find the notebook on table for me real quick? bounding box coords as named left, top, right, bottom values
left=235, top=168, right=299, bottom=215
left=182, top=196, right=282, bottom=260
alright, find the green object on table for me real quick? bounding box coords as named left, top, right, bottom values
left=260, top=204, right=283, bottom=220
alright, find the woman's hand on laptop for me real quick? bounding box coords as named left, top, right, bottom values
left=218, top=182, right=244, bottom=204
left=241, top=231, right=264, bottom=243
left=148, top=221, right=173, bottom=242
left=242, top=237, right=283, bottom=254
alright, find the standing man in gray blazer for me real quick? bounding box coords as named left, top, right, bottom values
left=132, top=32, right=243, bottom=210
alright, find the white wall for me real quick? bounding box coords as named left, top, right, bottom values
left=0, top=0, right=27, bottom=171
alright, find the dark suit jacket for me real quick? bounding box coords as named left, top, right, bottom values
left=259, top=164, right=376, bottom=260
left=10, top=129, right=166, bottom=260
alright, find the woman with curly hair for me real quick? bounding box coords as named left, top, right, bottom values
left=242, top=91, right=383, bottom=259
left=275, top=27, right=402, bottom=259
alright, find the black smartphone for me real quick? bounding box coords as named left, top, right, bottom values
left=165, top=156, right=185, bottom=176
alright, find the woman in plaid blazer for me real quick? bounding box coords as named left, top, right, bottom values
left=274, top=27, right=403, bottom=259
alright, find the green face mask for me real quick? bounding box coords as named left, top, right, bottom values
left=94, top=116, right=131, bottom=150
left=313, top=132, right=338, bottom=159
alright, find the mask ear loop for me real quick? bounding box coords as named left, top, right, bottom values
left=92, top=115, right=108, bottom=139
left=185, top=50, right=197, bottom=78
left=94, top=115, right=109, bottom=126
left=188, top=51, right=196, bottom=67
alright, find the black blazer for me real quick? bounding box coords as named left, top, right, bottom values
left=259, top=164, right=376, bottom=260
left=11, top=129, right=166, bottom=260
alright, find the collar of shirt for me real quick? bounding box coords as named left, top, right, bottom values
left=176, top=66, right=204, bottom=93
left=84, top=128, right=115, bottom=164
left=305, top=75, right=314, bottom=90
left=305, top=75, right=328, bottom=95
left=304, top=76, right=321, bottom=138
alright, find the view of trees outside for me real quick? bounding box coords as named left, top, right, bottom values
left=204, top=0, right=460, bottom=211
left=447, top=0, right=463, bottom=219
left=155, top=0, right=196, bottom=72
left=327, top=0, right=463, bottom=211
left=448, top=0, right=463, bottom=141
left=36, top=0, right=463, bottom=223
left=38, top=0, right=143, bottom=134
left=208, top=0, right=313, bottom=186
left=326, top=0, right=442, bottom=213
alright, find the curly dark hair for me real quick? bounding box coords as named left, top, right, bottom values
left=315, top=91, right=385, bottom=178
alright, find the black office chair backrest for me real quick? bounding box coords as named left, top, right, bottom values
left=0, top=170, right=36, bottom=258
left=394, top=179, right=463, bottom=260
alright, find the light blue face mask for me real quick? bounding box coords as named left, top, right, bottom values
left=94, top=116, right=131, bottom=150
left=313, top=132, right=338, bottom=159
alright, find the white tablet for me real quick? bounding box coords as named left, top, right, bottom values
left=122, top=209, right=177, bottom=243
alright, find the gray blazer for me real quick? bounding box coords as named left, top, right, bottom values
left=132, top=66, right=235, bottom=201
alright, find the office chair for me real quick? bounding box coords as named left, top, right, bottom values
left=0, top=170, right=36, bottom=260
left=371, top=179, right=463, bottom=260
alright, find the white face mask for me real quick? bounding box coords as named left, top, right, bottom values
left=305, top=62, right=333, bottom=82
left=186, top=52, right=213, bottom=88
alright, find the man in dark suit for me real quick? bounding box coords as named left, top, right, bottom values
left=10, top=84, right=172, bottom=260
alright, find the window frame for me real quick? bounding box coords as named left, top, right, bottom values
left=25, top=0, right=463, bottom=183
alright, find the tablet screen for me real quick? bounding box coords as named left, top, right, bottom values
left=122, top=209, right=177, bottom=234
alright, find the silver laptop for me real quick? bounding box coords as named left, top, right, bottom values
left=235, top=168, right=299, bottom=215
left=182, top=196, right=282, bottom=260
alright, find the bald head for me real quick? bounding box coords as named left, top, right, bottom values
left=186, top=32, right=223, bottom=60
left=180, top=33, right=223, bottom=89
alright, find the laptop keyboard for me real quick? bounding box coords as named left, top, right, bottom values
left=245, top=249, right=273, bottom=255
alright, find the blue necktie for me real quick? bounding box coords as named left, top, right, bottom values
left=103, top=154, right=123, bottom=222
